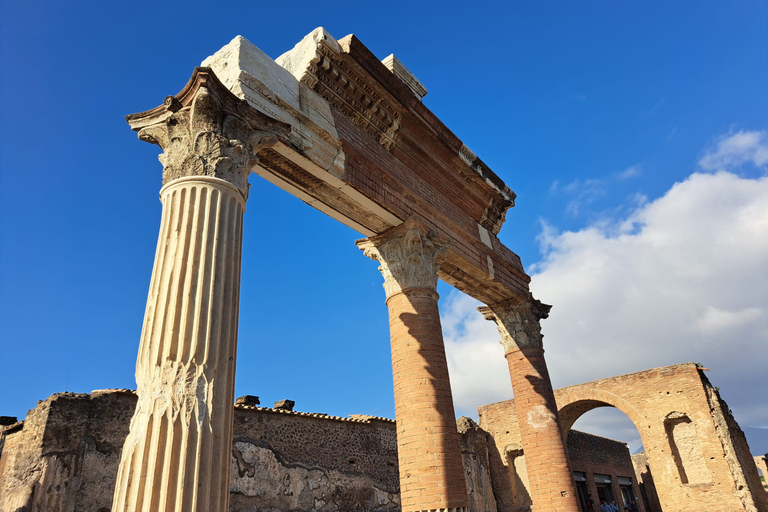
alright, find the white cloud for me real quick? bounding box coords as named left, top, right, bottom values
left=531, top=171, right=768, bottom=428
left=442, top=292, right=511, bottom=415
left=551, top=166, right=641, bottom=217
left=616, top=165, right=641, bottom=181
left=563, top=178, right=605, bottom=215
left=443, top=170, right=768, bottom=441
left=699, top=129, right=768, bottom=172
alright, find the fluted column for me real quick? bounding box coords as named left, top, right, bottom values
left=113, top=68, right=288, bottom=512
left=358, top=217, right=469, bottom=512
left=479, top=297, right=579, bottom=512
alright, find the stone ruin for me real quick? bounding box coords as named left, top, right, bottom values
left=1, top=29, right=766, bottom=512
left=1, top=364, right=765, bottom=511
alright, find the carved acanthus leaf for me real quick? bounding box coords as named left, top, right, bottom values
left=126, top=67, right=291, bottom=200
left=357, top=217, right=449, bottom=297
left=479, top=295, right=552, bottom=352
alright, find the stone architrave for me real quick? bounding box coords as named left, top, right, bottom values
left=479, top=297, right=580, bottom=512
left=357, top=217, right=469, bottom=512
left=112, top=68, right=288, bottom=512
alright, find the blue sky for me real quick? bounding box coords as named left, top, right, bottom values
left=1, top=1, right=766, bottom=454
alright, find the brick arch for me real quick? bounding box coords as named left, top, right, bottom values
left=555, top=388, right=647, bottom=443
left=479, top=363, right=768, bottom=512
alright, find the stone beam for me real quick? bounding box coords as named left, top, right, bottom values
left=201, top=29, right=531, bottom=305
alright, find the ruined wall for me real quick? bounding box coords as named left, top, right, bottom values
left=0, top=390, right=134, bottom=512
left=700, top=371, right=768, bottom=512
left=229, top=405, right=400, bottom=511
left=0, top=391, right=498, bottom=512
left=476, top=399, right=530, bottom=511
left=457, top=417, right=498, bottom=512
left=754, top=455, right=768, bottom=495
left=479, top=363, right=768, bottom=512
left=556, top=363, right=767, bottom=512
left=631, top=453, right=663, bottom=512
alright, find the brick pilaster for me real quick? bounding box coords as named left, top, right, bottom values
left=358, top=217, right=469, bottom=512
left=480, top=298, right=579, bottom=512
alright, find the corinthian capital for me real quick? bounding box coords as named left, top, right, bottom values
left=357, top=217, right=449, bottom=298
left=125, top=67, right=290, bottom=200
left=478, top=295, right=552, bottom=352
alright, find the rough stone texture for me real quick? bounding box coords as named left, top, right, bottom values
left=700, top=371, right=768, bottom=512
left=754, top=455, right=768, bottom=494
left=229, top=405, right=400, bottom=512
left=457, top=418, right=498, bottom=512
left=478, top=363, right=768, bottom=512
left=0, top=390, right=135, bottom=512
left=631, top=453, right=663, bottom=512
left=235, top=396, right=260, bottom=407
left=273, top=400, right=295, bottom=411
left=475, top=399, right=529, bottom=511
left=0, top=391, right=499, bottom=512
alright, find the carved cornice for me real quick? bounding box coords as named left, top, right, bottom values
left=458, top=144, right=478, bottom=168
left=302, top=40, right=401, bottom=151
left=478, top=295, right=552, bottom=352
left=126, top=67, right=291, bottom=199
left=480, top=196, right=514, bottom=236
left=357, top=217, right=449, bottom=298
left=456, top=143, right=516, bottom=235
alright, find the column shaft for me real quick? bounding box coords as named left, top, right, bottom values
left=387, top=289, right=468, bottom=512
left=505, top=346, right=578, bottom=512
left=480, top=299, right=579, bottom=512
left=358, top=217, right=469, bottom=512
left=112, top=177, right=244, bottom=512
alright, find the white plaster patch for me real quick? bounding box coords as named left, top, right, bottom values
left=487, top=256, right=495, bottom=279
left=527, top=405, right=556, bottom=429
left=478, top=224, right=493, bottom=248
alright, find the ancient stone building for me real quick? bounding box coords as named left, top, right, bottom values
left=2, top=364, right=765, bottom=512
left=478, top=363, right=768, bottom=512
left=2, top=29, right=766, bottom=512
left=0, top=390, right=498, bottom=512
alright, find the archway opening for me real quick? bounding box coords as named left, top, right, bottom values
left=562, top=404, right=658, bottom=512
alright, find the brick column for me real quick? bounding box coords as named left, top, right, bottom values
left=358, top=217, right=469, bottom=512
left=113, top=69, right=286, bottom=512
left=479, top=297, right=579, bottom=512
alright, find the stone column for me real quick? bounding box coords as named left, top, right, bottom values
left=479, top=297, right=580, bottom=512
left=112, top=69, right=287, bottom=512
left=358, top=217, right=469, bottom=512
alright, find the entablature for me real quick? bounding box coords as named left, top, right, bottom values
left=131, top=29, right=530, bottom=304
